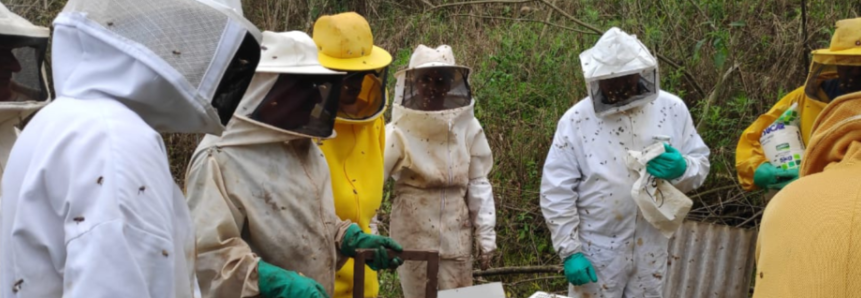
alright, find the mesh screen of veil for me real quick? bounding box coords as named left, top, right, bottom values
left=589, top=68, right=658, bottom=116
left=0, top=34, right=48, bottom=102
left=249, top=74, right=344, bottom=138
left=402, top=66, right=472, bottom=111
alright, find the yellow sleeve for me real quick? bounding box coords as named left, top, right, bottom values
left=735, top=87, right=805, bottom=191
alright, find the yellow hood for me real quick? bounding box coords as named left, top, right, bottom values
left=800, top=91, right=861, bottom=176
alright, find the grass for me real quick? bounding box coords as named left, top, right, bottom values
left=7, top=0, right=860, bottom=296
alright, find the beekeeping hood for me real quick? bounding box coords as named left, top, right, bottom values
left=393, top=45, right=472, bottom=116
left=0, top=2, right=50, bottom=124
left=580, top=27, right=659, bottom=117
left=50, top=0, right=262, bottom=134
left=227, top=30, right=346, bottom=141
left=804, top=18, right=861, bottom=102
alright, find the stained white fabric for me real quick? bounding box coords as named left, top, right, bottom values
left=0, top=1, right=260, bottom=296
left=625, top=142, right=693, bottom=238
left=0, top=101, right=45, bottom=189
left=385, top=100, right=496, bottom=296
left=185, top=71, right=352, bottom=298
left=541, top=91, right=709, bottom=298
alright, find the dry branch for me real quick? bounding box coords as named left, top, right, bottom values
left=425, top=0, right=536, bottom=11
left=654, top=54, right=707, bottom=98
left=536, top=0, right=602, bottom=34
left=689, top=185, right=736, bottom=199
left=736, top=209, right=763, bottom=228
left=696, top=62, right=740, bottom=130
left=506, top=275, right=565, bottom=287
left=451, top=14, right=596, bottom=35
left=539, top=0, right=555, bottom=39
left=474, top=265, right=562, bottom=276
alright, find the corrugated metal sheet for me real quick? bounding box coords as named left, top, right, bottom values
left=663, top=221, right=758, bottom=298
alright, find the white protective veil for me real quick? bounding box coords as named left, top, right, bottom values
left=580, top=27, right=660, bottom=117
left=386, top=45, right=497, bottom=296
left=0, top=0, right=262, bottom=297
left=0, top=2, right=50, bottom=196
left=185, top=31, right=354, bottom=297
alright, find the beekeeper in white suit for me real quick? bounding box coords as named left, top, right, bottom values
left=385, top=44, right=497, bottom=296
left=0, top=0, right=262, bottom=296
left=540, top=28, right=710, bottom=298
left=185, top=31, right=403, bottom=298
left=0, top=3, right=50, bottom=196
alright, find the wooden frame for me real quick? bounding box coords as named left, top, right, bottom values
left=353, top=249, right=439, bottom=298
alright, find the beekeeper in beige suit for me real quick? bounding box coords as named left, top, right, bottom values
left=185, top=31, right=403, bottom=298
left=385, top=45, right=497, bottom=297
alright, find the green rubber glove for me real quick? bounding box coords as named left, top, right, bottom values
left=646, top=143, right=688, bottom=180
left=257, top=260, right=329, bottom=298
left=564, top=253, right=598, bottom=286
left=340, top=224, right=404, bottom=271
left=753, top=162, right=799, bottom=190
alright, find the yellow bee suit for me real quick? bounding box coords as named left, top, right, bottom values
left=753, top=91, right=861, bottom=298
left=735, top=86, right=828, bottom=190
left=318, top=115, right=386, bottom=298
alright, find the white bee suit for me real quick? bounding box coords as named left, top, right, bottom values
left=0, top=0, right=262, bottom=297
left=541, top=92, right=710, bottom=298
left=542, top=28, right=709, bottom=298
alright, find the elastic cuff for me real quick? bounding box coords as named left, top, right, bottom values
left=338, top=223, right=361, bottom=257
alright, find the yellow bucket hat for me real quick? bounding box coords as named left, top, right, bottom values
left=812, top=18, right=861, bottom=65
left=312, top=12, right=392, bottom=71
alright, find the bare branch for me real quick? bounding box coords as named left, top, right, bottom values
left=539, top=0, right=556, bottom=39
left=697, top=61, right=740, bottom=130
left=655, top=54, right=708, bottom=98
left=736, top=209, right=763, bottom=228
left=536, top=0, right=602, bottom=34
left=506, top=275, right=565, bottom=287
left=473, top=265, right=563, bottom=276
left=451, top=14, right=597, bottom=35
left=688, top=185, right=737, bottom=200
left=423, top=0, right=537, bottom=11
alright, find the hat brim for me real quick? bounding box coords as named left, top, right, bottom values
left=318, top=45, right=392, bottom=71
left=256, top=64, right=346, bottom=75
left=812, top=47, right=861, bottom=57
left=393, top=64, right=472, bottom=78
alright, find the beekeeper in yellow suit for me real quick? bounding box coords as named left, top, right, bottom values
left=312, top=12, right=391, bottom=298
left=736, top=18, right=861, bottom=192
left=753, top=82, right=861, bottom=298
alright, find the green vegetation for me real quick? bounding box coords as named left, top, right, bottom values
left=8, top=0, right=859, bottom=296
